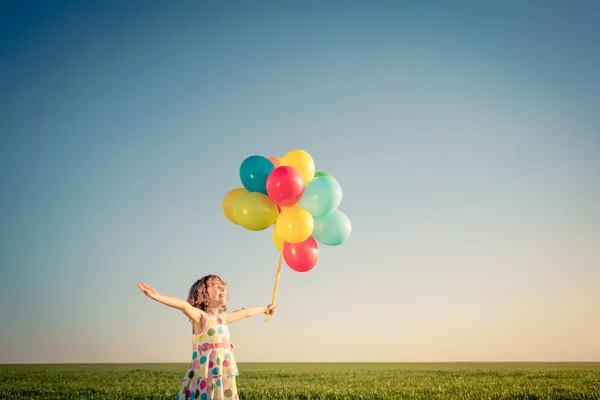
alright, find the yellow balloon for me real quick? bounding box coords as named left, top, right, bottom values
left=275, top=206, right=314, bottom=243
left=272, top=226, right=284, bottom=251
left=233, top=192, right=278, bottom=231
left=222, top=188, right=248, bottom=224
left=281, top=149, right=315, bottom=182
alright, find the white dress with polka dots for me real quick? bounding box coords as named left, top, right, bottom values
left=176, top=313, right=239, bottom=400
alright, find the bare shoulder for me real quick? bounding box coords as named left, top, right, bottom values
left=182, top=304, right=207, bottom=324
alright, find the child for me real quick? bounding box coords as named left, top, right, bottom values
left=137, top=275, right=276, bottom=400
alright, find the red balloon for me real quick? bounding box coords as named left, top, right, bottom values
left=283, top=236, right=319, bottom=272
left=266, top=166, right=305, bottom=207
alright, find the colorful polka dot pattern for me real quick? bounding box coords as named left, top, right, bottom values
left=176, top=314, right=239, bottom=400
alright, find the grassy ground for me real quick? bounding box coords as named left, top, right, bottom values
left=0, top=362, right=598, bottom=399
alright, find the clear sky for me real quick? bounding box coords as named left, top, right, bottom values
left=1, top=1, right=599, bottom=364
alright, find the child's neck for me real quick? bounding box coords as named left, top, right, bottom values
left=205, top=306, right=220, bottom=317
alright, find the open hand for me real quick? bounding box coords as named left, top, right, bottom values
left=137, top=282, right=160, bottom=300
left=265, top=304, right=277, bottom=316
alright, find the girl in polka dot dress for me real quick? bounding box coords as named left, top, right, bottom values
left=138, top=275, right=277, bottom=400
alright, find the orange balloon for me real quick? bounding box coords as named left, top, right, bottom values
left=268, top=156, right=281, bottom=168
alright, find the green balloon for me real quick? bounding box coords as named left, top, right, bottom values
left=314, top=171, right=334, bottom=179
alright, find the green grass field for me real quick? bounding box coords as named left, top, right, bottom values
left=1, top=362, right=599, bottom=399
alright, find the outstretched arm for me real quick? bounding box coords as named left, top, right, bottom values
left=224, top=304, right=277, bottom=324
left=137, top=282, right=206, bottom=323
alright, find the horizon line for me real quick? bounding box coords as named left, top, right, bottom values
left=2, top=361, right=599, bottom=365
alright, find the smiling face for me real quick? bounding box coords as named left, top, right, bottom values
left=206, top=277, right=228, bottom=308
left=186, top=275, right=229, bottom=312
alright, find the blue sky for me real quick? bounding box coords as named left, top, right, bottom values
left=1, top=0, right=599, bottom=363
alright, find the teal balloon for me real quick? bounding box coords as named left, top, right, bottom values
left=239, top=155, right=274, bottom=194
left=313, top=210, right=352, bottom=246
left=298, top=176, right=342, bottom=217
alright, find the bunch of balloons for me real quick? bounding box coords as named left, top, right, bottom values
left=222, top=149, right=352, bottom=273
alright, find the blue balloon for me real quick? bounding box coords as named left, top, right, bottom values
left=239, top=155, right=274, bottom=194
left=313, top=210, right=352, bottom=246
left=298, top=176, right=342, bottom=217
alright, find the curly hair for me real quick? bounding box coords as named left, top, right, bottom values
left=187, top=275, right=228, bottom=312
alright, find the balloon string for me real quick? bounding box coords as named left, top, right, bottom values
left=266, top=247, right=283, bottom=323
